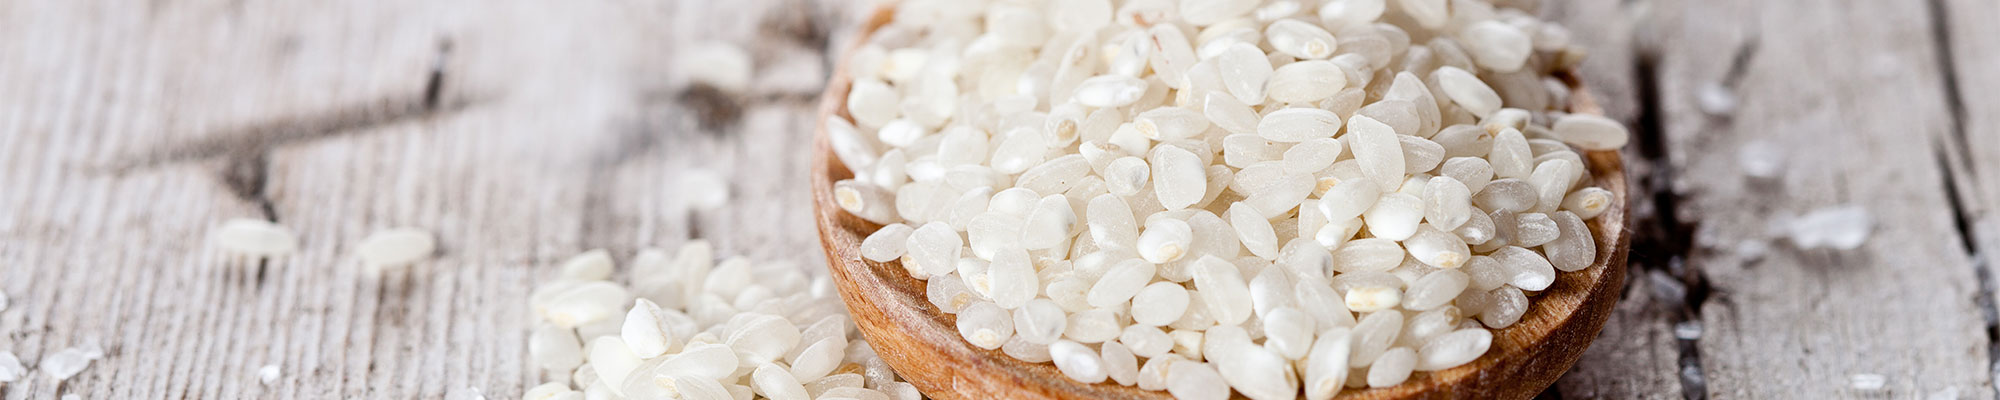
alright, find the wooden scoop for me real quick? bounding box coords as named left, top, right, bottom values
left=810, top=7, right=1630, bottom=400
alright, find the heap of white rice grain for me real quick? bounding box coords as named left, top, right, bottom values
left=524, top=242, right=920, bottom=400
left=826, top=0, right=1627, bottom=398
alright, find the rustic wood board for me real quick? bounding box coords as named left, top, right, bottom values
left=1, top=0, right=1996, bottom=399
left=0, top=0, right=856, bottom=399
left=1938, top=1, right=2000, bottom=396
left=1644, top=0, right=1995, bottom=398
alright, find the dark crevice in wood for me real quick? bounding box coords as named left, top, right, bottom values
left=751, top=91, right=824, bottom=105
left=1925, top=1, right=1995, bottom=394
left=1926, top=0, right=1975, bottom=180
left=1534, top=382, right=1564, bottom=399
left=1671, top=269, right=1714, bottom=400
left=639, top=86, right=821, bottom=110
left=1630, top=43, right=1709, bottom=400
left=1718, top=41, right=1758, bottom=88
left=221, top=149, right=279, bottom=222
left=761, top=0, right=830, bottom=55
left=254, top=258, right=271, bottom=290
left=1935, top=145, right=1999, bottom=398
left=222, top=148, right=280, bottom=290
left=678, top=83, right=744, bottom=134
left=1932, top=152, right=1981, bottom=293
left=106, top=83, right=479, bottom=174
left=687, top=210, right=704, bottom=241
left=423, top=39, right=452, bottom=110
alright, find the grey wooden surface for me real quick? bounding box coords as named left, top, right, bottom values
left=0, top=0, right=1994, bottom=399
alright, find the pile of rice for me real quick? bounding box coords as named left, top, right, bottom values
left=825, top=0, right=1627, bottom=398
left=522, top=243, right=920, bottom=400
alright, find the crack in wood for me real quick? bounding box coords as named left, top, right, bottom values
left=254, top=258, right=270, bottom=290
left=678, top=83, right=745, bottom=134
left=1934, top=149, right=1980, bottom=259
left=1717, top=41, right=1759, bottom=89
left=1630, top=42, right=1712, bottom=400
left=219, top=148, right=281, bottom=290
left=687, top=209, right=705, bottom=242
left=1936, top=144, right=1999, bottom=398
left=423, top=39, right=453, bottom=110
left=1926, top=0, right=1976, bottom=181
left=1925, top=1, right=1996, bottom=395
left=220, top=149, right=278, bottom=221
left=104, top=86, right=479, bottom=174
left=760, top=0, right=830, bottom=55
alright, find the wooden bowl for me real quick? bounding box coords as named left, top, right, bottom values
left=810, top=7, right=1630, bottom=400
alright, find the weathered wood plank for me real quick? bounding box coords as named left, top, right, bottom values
left=1939, top=0, right=2000, bottom=382
left=1538, top=0, right=1688, bottom=398
left=0, top=1, right=857, bottom=399
left=1938, top=0, right=2000, bottom=392
left=1647, top=0, right=1994, bottom=398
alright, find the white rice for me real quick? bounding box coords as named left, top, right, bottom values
left=679, top=41, right=753, bottom=94
left=1785, top=205, right=1875, bottom=250
left=825, top=0, right=1629, bottom=396
left=355, top=227, right=435, bottom=270
left=679, top=169, right=732, bottom=211
left=39, top=343, right=104, bottom=383
left=0, top=351, right=25, bottom=383
left=214, top=218, right=298, bottom=257
left=522, top=244, right=905, bottom=399
left=1850, top=373, right=1888, bottom=391
left=252, top=364, right=280, bottom=385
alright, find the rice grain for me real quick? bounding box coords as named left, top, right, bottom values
left=214, top=218, right=298, bottom=256
left=355, top=228, right=436, bottom=269
left=0, top=351, right=25, bottom=383
left=825, top=1, right=1628, bottom=396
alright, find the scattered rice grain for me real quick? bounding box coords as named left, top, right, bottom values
left=355, top=227, right=436, bottom=270
left=214, top=218, right=298, bottom=256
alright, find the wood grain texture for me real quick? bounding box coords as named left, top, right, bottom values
left=1938, top=0, right=2000, bottom=392
left=811, top=6, right=1630, bottom=400
left=3, top=0, right=1999, bottom=399
left=1647, top=0, right=1996, bottom=398
left=0, top=0, right=854, bottom=399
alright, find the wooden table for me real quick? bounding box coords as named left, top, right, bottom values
left=1, top=0, right=1994, bottom=399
